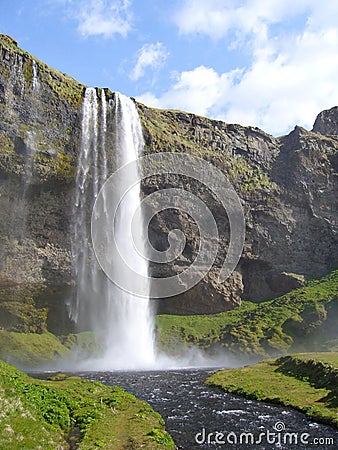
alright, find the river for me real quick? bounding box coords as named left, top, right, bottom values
left=73, top=368, right=337, bottom=450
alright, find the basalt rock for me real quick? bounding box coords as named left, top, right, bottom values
left=0, top=34, right=337, bottom=330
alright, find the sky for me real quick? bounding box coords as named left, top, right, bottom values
left=1, top=0, right=338, bottom=136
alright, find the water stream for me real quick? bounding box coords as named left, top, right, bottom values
left=65, top=369, right=338, bottom=450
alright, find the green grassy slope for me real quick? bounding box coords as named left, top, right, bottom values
left=207, top=352, right=338, bottom=428
left=0, top=359, right=175, bottom=449
left=156, top=270, right=338, bottom=358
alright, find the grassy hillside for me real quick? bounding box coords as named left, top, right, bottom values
left=0, top=359, right=175, bottom=449
left=156, top=270, right=338, bottom=358
left=207, top=352, right=338, bottom=428
left=0, top=270, right=336, bottom=368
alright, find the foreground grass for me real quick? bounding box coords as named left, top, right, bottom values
left=0, top=360, right=175, bottom=449
left=207, top=352, right=338, bottom=428
left=156, top=270, right=338, bottom=358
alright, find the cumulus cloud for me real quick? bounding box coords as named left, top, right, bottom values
left=139, top=0, right=338, bottom=135
left=130, top=43, right=169, bottom=81
left=138, top=66, right=238, bottom=116
left=76, top=0, right=132, bottom=38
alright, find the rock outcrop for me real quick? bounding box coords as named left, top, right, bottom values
left=0, top=34, right=337, bottom=331
left=312, top=106, right=338, bottom=135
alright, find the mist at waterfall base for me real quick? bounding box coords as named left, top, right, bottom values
left=65, top=88, right=234, bottom=372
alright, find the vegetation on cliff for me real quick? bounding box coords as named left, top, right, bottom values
left=0, top=34, right=84, bottom=107
left=156, top=269, right=338, bottom=358
left=138, top=102, right=279, bottom=198
left=207, top=352, right=338, bottom=428
left=0, top=359, right=175, bottom=449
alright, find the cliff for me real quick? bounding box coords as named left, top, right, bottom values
left=0, top=34, right=337, bottom=335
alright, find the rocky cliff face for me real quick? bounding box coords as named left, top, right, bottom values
left=138, top=105, right=337, bottom=310
left=0, top=34, right=337, bottom=333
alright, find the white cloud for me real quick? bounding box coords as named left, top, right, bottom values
left=138, top=66, right=238, bottom=116
left=130, top=43, right=169, bottom=81
left=76, top=0, right=132, bottom=38
left=173, top=0, right=315, bottom=40
left=140, top=0, right=338, bottom=135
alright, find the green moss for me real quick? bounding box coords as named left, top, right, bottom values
left=33, top=150, right=77, bottom=181
left=207, top=352, right=338, bottom=428
left=0, top=284, right=49, bottom=333
left=60, top=332, right=105, bottom=359
left=0, top=134, right=23, bottom=176
left=22, top=59, right=33, bottom=84
left=156, top=270, right=338, bottom=357
left=0, top=359, right=175, bottom=449
left=44, top=71, right=84, bottom=108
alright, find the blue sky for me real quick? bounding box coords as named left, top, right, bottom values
left=1, top=0, right=338, bottom=135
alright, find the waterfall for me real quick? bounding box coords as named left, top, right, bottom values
left=70, top=88, right=155, bottom=369
left=103, top=93, right=155, bottom=368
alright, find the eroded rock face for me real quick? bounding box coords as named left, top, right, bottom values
left=140, top=107, right=338, bottom=307
left=0, top=34, right=337, bottom=328
left=312, top=106, right=338, bottom=135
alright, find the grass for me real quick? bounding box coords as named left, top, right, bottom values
left=0, top=331, right=71, bottom=368
left=0, top=359, right=175, bottom=449
left=207, top=352, right=338, bottom=428
left=156, top=269, right=338, bottom=357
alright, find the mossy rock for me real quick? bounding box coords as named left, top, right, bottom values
left=0, top=284, right=48, bottom=333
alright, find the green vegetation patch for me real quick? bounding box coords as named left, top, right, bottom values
left=60, top=331, right=105, bottom=359
left=207, top=352, right=338, bottom=428
left=0, top=359, right=175, bottom=449
left=0, top=331, right=71, bottom=368
left=156, top=270, right=338, bottom=357
left=33, top=150, right=77, bottom=182
left=156, top=301, right=257, bottom=353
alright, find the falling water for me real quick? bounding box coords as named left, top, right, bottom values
left=32, top=60, right=40, bottom=92
left=102, top=93, right=155, bottom=368
left=70, top=88, right=155, bottom=369
left=13, top=54, right=25, bottom=98
left=70, top=87, right=103, bottom=326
